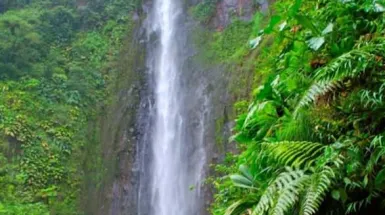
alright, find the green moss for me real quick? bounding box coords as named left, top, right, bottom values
left=215, top=117, right=225, bottom=151
left=190, top=0, right=217, bottom=23
left=211, top=20, right=253, bottom=61
left=234, top=100, right=249, bottom=115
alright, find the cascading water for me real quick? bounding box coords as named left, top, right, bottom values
left=90, top=0, right=263, bottom=214
left=145, top=0, right=207, bottom=214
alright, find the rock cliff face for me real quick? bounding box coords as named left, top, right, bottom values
left=82, top=13, right=147, bottom=215
left=211, top=0, right=270, bottom=29
left=83, top=0, right=268, bottom=214
left=213, top=0, right=256, bottom=28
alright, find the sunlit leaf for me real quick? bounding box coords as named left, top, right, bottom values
left=230, top=174, right=255, bottom=189
left=322, top=23, right=333, bottom=35
left=239, top=165, right=254, bottom=181
left=249, top=36, right=263, bottom=49
left=264, top=15, right=282, bottom=34
left=279, top=21, right=287, bottom=31
left=307, top=37, right=325, bottom=50
left=374, top=3, right=385, bottom=12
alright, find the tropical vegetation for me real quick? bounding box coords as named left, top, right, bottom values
left=0, top=0, right=137, bottom=214
left=3, top=0, right=385, bottom=214
left=210, top=0, right=385, bottom=214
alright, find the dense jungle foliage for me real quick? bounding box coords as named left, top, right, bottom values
left=0, top=0, right=138, bottom=214
left=210, top=0, right=385, bottom=214
left=3, top=0, right=385, bottom=214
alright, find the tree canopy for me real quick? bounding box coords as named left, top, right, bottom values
left=0, top=0, right=137, bottom=214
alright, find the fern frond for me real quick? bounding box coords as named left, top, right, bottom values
left=314, top=41, right=384, bottom=82
left=332, top=153, right=345, bottom=169
left=252, top=180, right=276, bottom=215
left=359, top=83, right=385, bottom=108
left=294, top=40, right=385, bottom=115
left=301, top=166, right=336, bottom=215
left=263, top=141, right=325, bottom=168
left=243, top=101, right=278, bottom=129
left=346, top=191, right=380, bottom=214
left=252, top=168, right=309, bottom=215
left=272, top=188, right=300, bottom=215
left=272, top=171, right=309, bottom=215
left=293, top=81, right=342, bottom=117
left=360, top=89, right=384, bottom=108
left=365, top=136, right=385, bottom=175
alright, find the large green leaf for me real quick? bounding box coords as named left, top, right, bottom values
left=230, top=174, right=255, bottom=189
left=375, top=168, right=385, bottom=188
left=322, top=23, right=334, bottom=35
left=289, top=0, right=303, bottom=16
left=264, top=15, right=282, bottom=34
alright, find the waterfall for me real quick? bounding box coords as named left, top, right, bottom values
left=144, top=0, right=207, bottom=214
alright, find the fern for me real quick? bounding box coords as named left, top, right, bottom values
left=293, top=81, right=342, bottom=117
left=300, top=166, right=336, bottom=215
left=315, top=39, right=385, bottom=82
left=272, top=171, right=309, bottom=215
left=247, top=166, right=336, bottom=215
left=229, top=143, right=342, bottom=215
left=294, top=39, right=385, bottom=114
left=315, top=49, right=373, bottom=82
left=359, top=83, right=385, bottom=108
left=252, top=168, right=309, bottom=215
left=263, top=141, right=325, bottom=168
left=346, top=191, right=380, bottom=214
left=212, top=1, right=385, bottom=214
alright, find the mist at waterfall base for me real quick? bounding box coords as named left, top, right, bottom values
left=137, top=0, right=210, bottom=214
